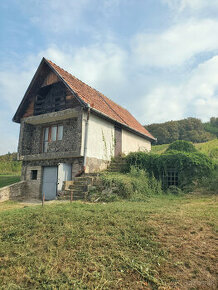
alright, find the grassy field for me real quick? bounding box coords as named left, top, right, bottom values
left=152, top=139, right=218, bottom=159
left=0, top=195, right=217, bottom=289
left=0, top=175, right=21, bottom=188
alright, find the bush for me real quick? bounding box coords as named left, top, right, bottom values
left=126, top=150, right=214, bottom=190
left=166, top=140, right=197, bottom=153
left=89, top=167, right=163, bottom=202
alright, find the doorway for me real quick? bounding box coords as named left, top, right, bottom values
left=42, top=166, right=58, bottom=200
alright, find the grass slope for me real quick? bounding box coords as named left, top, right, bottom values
left=152, top=139, right=218, bottom=160
left=0, top=175, right=21, bottom=188
left=0, top=195, right=217, bottom=289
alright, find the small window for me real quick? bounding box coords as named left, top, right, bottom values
left=31, top=170, right=38, bottom=180
left=51, top=126, right=57, bottom=141
left=163, top=169, right=178, bottom=188
left=57, top=125, right=63, bottom=140
left=42, top=124, right=63, bottom=152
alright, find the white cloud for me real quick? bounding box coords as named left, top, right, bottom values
left=162, top=0, right=218, bottom=12
left=133, top=19, right=218, bottom=67
left=141, top=55, right=218, bottom=123
left=41, top=44, right=128, bottom=98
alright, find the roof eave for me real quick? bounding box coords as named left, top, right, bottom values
left=89, top=107, right=156, bottom=142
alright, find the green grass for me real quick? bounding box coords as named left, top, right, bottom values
left=0, top=175, right=21, bottom=188
left=151, top=143, right=169, bottom=154
left=0, top=195, right=217, bottom=289
left=152, top=139, right=218, bottom=160
left=195, top=139, right=218, bottom=161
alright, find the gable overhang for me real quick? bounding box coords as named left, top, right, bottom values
left=12, top=57, right=87, bottom=123
left=13, top=57, right=156, bottom=142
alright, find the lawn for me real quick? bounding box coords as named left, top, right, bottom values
left=0, top=175, right=21, bottom=188
left=0, top=194, right=217, bottom=289
left=152, top=139, right=218, bottom=161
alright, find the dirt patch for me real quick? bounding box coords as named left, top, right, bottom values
left=149, top=215, right=218, bottom=289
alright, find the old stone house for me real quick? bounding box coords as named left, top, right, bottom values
left=13, top=58, right=155, bottom=200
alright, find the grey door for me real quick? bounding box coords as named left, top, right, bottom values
left=42, top=166, right=58, bottom=200
left=57, top=163, right=72, bottom=192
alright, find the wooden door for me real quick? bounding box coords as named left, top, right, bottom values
left=115, top=126, right=122, bottom=156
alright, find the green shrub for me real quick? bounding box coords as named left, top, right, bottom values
left=0, top=161, right=21, bottom=175
left=166, top=140, right=197, bottom=153
left=198, top=167, right=218, bottom=194
left=167, top=185, right=183, bottom=195
left=126, top=150, right=214, bottom=190
left=89, top=167, right=163, bottom=202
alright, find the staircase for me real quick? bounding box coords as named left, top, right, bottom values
left=60, top=176, right=96, bottom=201
left=106, top=156, right=127, bottom=172
left=59, top=157, right=127, bottom=201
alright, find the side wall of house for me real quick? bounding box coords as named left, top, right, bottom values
left=81, top=112, right=115, bottom=172
left=122, top=129, right=151, bottom=155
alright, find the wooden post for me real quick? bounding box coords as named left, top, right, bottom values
left=42, top=192, right=45, bottom=206
left=70, top=191, right=73, bottom=203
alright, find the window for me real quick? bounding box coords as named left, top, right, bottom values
left=43, top=125, right=63, bottom=152
left=31, top=170, right=38, bottom=180
left=163, top=169, right=178, bottom=187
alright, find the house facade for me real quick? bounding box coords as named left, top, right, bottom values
left=13, top=58, right=155, bottom=200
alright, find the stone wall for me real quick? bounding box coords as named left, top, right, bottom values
left=20, top=118, right=81, bottom=155
left=19, top=113, right=83, bottom=157
left=21, top=157, right=84, bottom=199
left=0, top=181, right=27, bottom=202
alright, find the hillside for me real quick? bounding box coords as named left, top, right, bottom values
left=145, top=117, right=218, bottom=145
left=0, top=152, right=21, bottom=175
left=0, top=195, right=217, bottom=289
left=151, top=139, right=218, bottom=161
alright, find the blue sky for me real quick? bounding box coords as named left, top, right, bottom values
left=1, top=0, right=218, bottom=154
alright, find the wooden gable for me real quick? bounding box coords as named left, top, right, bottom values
left=13, top=59, right=81, bottom=123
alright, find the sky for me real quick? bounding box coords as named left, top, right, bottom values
left=0, top=0, right=218, bottom=154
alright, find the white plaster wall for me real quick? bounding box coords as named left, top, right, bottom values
left=81, top=112, right=115, bottom=161
left=122, top=129, right=151, bottom=155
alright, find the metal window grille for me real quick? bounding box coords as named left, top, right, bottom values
left=163, top=168, right=178, bottom=187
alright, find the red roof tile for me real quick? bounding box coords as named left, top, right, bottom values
left=46, top=59, right=155, bottom=140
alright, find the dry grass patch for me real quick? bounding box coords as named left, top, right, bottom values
left=0, top=195, right=217, bottom=289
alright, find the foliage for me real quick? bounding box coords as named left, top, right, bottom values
left=0, top=152, right=21, bottom=175
left=0, top=161, right=21, bottom=175
left=0, top=175, right=21, bottom=188
left=166, top=140, right=197, bottom=153
left=152, top=139, right=218, bottom=163
left=145, top=117, right=215, bottom=145
left=167, top=185, right=183, bottom=195
left=195, top=139, right=218, bottom=162
left=89, top=167, right=163, bottom=202
left=203, top=117, right=218, bottom=137
left=198, top=167, right=218, bottom=194
left=126, top=150, right=214, bottom=190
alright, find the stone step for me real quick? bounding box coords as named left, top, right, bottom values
left=69, top=184, right=88, bottom=191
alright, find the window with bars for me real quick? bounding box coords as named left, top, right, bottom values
left=163, top=169, right=179, bottom=187
left=43, top=125, right=63, bottom=152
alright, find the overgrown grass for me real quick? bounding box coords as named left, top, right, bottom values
left=195, top=139, right=218, bottom=162
left=90, top=167, right=163, bottom=202
left=0, top=175, right=21, bottom=188
left=0, top=195, right=217, bottom=289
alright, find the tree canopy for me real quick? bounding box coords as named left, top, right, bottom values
left=145, top=117, right=217, bottom=145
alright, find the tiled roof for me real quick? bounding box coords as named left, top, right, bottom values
left=46, top=59, right=155, bottom=140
